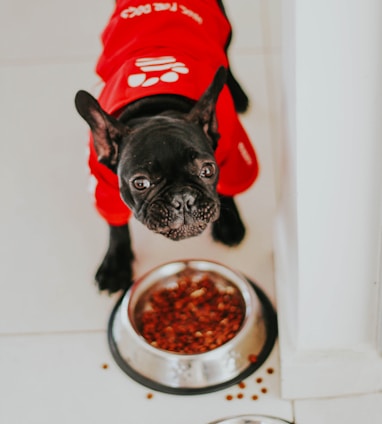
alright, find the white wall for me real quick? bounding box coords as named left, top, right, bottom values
left=276, top=0, right=382, bottom=398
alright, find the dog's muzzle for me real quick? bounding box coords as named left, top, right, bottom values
left=144, top=191, right=220, bottom=240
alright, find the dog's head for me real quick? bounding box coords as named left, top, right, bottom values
left=75, top=67, right=226, bottom=240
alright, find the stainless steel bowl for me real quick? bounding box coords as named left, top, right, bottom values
left=108, top=260, right=277, bottom=394
left=208, top=415, right=292, bottom=424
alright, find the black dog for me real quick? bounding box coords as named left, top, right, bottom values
left=75, top=0, right=259, bottom=293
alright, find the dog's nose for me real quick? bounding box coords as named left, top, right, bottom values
left=171, top=193, right=196, bottom=211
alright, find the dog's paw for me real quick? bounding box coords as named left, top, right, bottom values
left=211, top=196, right=246, bottom=247
left=95, top=246, right=134, bottom=294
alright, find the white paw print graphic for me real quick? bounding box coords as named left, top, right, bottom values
left=127, top=56, right=189, bottom=88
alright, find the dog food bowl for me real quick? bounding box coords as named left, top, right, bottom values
left=208, top=415, right=292, bottom=424
left=108, top=260, right=277, bottom=395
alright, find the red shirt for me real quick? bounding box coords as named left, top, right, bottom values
left=88, top=0, right=259, bottom=225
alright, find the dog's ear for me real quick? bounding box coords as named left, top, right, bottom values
left=75, top=90, right=129, bottom=171
left=186, top=66, right=227, bottom=149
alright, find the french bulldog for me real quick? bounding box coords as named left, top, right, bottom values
left=75, top=0, right=259, bottom=293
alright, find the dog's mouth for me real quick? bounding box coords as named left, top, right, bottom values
left=156, top=221, right=209, bottom=241
left=143, top=197, right=220, bottom=241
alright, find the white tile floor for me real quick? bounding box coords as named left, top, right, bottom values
left=0, top=1, right=380, bottom=423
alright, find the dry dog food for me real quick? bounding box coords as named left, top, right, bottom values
left=137, top=274, right=245, bottom=354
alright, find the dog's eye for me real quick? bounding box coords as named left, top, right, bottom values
left=132, top=177, right=151, bottom=191
left=200, top=163, right=216, bottom=179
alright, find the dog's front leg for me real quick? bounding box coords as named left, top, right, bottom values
left=95, top=224, right=134, bottom=293
left=212, top=195, right=246, bottom=246
left=227, top=67, right=249, bottom=113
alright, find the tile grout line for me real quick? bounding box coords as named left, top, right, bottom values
left=0, top=328, right=106, bottom=338
left=0, top=56, right=99, bottom=67
left=0, top=49, right=282, bottom=68
left=260, top=0, right=282, bottom=203
left=291, top=399, right=297, bottom=423
left=259, top=3, right=293, bottom=421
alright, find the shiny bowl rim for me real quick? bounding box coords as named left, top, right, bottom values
left=208, top=414, right=292, bottom=424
